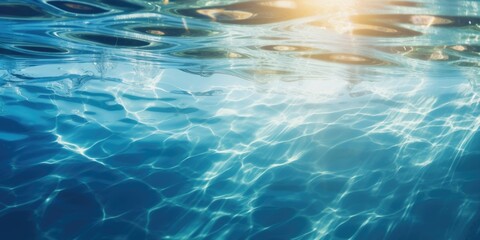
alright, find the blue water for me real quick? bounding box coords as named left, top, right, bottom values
left=1, top=0, right=480, bottom=239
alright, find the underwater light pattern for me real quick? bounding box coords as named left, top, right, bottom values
left=0, top=0, right=480, bottom=239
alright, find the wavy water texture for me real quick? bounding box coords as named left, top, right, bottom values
left=0, top=0, right=480, bottom=240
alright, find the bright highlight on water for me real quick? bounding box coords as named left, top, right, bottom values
left=0, top=0, right=479, bottom=239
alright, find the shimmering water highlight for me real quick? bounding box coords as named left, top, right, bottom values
left=0, top=0, right=480, bottom=239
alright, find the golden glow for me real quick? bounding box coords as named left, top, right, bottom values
left=146, top=30, right=165, bottom=36
left=299, top=0, right=359, bottom=35
left=331, top=54, right=368, bottom=62
left=259, top=1, right=298, bottom=9
left=410, top=15, right=453, bottom=26
left=355, top=23, right=399, bottom=33
left=429, top=50, right=449, bottom=60
left=272, top=45, right=300, bottom=51
left=197, top=8, right=256, bottom=21
left=227, top=52, right=243, bottom=58
left=451, top=45, right=467, bottom=51
left=298, top=0, right=358, bottom=9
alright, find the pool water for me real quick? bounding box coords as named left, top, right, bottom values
left=0, top=0, right=480, bottom=239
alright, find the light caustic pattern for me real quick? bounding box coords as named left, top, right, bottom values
left=0, top=0, right=480, bottom=240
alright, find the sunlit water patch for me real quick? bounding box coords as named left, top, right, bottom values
left=1, top=0, right=480, bottom=239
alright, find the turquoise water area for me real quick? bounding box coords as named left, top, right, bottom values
left=0, top=0, right=480, bottom=239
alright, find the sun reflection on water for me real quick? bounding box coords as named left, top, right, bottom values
left=1, top=0, right=480, bottom=239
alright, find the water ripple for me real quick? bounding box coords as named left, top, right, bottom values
left=1, top=1, right=480, bottom=240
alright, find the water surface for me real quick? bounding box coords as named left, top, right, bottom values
left=1, top=0, right=480, bottom=239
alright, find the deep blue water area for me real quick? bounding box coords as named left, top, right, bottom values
left=1, top=0, right=480, bottom=239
